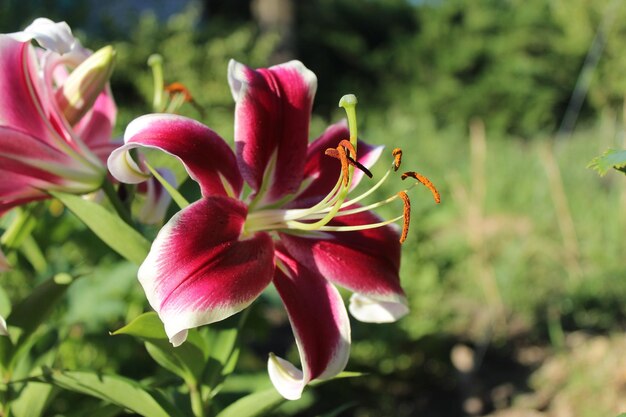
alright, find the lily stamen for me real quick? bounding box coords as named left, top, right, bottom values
left=397, top=191, right=411, bottom=243
left=325, top=146, right=373, bottom=179
left=392, top=148, right=402, bottom=171
left=401, top=171, right=441, bottom=204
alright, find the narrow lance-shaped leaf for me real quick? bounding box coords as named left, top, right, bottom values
left=36, top=369, right=183, bottom=417
left=113, top=312, right=206, bottom=383
left=51, top=191, right=150, bottom=264
left=216, top=372, right=362, bottom=417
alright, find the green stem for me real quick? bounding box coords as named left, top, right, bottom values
left=189, top=382, right=204, bottom=417
left=102, top=181, right=134, bottom=226
left=148, top=54, right=165, bottom=112
left=144, top=162, right=189, bottom=209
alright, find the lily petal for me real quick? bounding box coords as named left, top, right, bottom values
left=72, top=84, right=117, bottom=161
left=138, top=168, right=176, bottom=225
left=7, top=18, right=77, bottom=55
left=229, top=59, right=317, bottom=205
left=348, top=293, right=409, bottom=323
left=108, top=114, right=243, bottom=198
left=269, top=249, right=350, bottom=400
left=138, top=196, right=274, bottom=346
left=280, top=209, right=408, bottom=318
left=295, top=120, right=384, bottom=204
left=0, top=37, right=54, bottom=141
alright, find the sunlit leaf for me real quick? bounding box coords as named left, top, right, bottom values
left=10, top=382, right=56, bottom=417
left=37, top=369, right=182, bottom=417
left=203, top=311, right=248, bottom=393
left=588, top=149, right=626, bottom=176
left=215, top=372, right=362, bottom=417
left=51, top=192, right=150, bottom=265
left=112, top=312, right=167, bottom=340
left=113, top=312, right=206, bottom=382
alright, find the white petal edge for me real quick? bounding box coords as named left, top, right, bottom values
left=348, top=293, right=409, bottom=323
left=267, top=279, right=351, bottom=400
left=0, top=315, right=7, bottom=336
left=107, top=144, right=151, bottom=184
left=7, top=18, right=77, bottom=55
left=137, top=204, right=264, bottom=347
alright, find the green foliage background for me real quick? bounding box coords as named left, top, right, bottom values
left=2, top=0, right=626, bottom=416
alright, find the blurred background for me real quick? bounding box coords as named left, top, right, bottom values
left=2, top=0, right=626, bottom=416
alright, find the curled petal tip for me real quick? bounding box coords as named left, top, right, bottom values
left=348, top=293, right=409, bottom=323
left=267, top=353, right=305, bottom=400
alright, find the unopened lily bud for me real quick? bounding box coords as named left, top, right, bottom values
left=56, top=45, right=116, bottom=125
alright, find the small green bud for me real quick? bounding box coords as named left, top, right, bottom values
left=56, top=45, right=116, bottom=125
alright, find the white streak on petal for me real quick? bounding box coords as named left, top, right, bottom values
left=348, top=293, right=409, bottom=323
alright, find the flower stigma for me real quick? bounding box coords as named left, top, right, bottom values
left=243, top=94, right=441, bottom=243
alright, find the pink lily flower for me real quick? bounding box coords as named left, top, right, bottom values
left=108, top=60, right=439, bottom=399
left=0, top=18, right=117, bottom=215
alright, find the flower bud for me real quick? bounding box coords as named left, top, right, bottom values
left=56, top=45, right=116, bottom=125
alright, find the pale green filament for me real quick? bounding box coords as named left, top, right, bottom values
left=148, top=54, right=164, bottom=112
left=282, top=94, right=360, bottom=231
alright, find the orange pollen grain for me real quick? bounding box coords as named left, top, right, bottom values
left=401, top=171, right=441, bottom=204
left=392, top=148, right=403, bottom=171
left=397, top=191, right=411, bottom=243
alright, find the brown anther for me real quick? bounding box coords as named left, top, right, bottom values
left=164, top=82, right=194, bottom=101
left=325, top=141, right=373, bottom=179
left=336, top=146, right=350, bottom=187
left=401, top=171, right=441, bottom=204
left=164, top=82, right=205, bottom=116
left=397, top=191, right=411, bottom=243
left=392, top=148, right=403, bottom=171
left=337, top=139, right=357, bottom=158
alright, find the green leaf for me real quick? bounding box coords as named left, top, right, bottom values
left=112, top=312, right=167, bottom=340
left=10, top=382, right=56, bottom=417
left=37, top=369, right=182, bottom=417
left=588, top=149, right=626, bottom=176
left=203, top=312, right=248, bottom=393
left=113, top=312, right=206, bottom=382
left=0, top=285, right=11, bottom=318
left=19, top=235, right=47, bottom=273
left=8, top=276, right=72, bottom=340
left=215, top=372, right=362, bottom=417
left=51, top=191, right=150, bottom=265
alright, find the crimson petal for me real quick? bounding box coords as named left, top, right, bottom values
left=138, top=196, right=275, bottom=346
left=279, top=209, right=408, bottom=318
left=228, top=60, right=316, bottom=205
left=269, top=248, right=350, bottom=400
left=295, top=120, right=384, bottom=205
left=108, top=114, right=243, bottom=198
